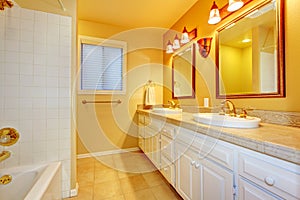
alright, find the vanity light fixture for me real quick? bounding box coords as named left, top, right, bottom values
left=208, top=1, right=221, bottom=25
left=197, top=37, right=213, bottom=58
left=181, top=27, right=190, bottom=44
left=227, top=0, right=244, bottom=12
left=166, top=40, right=174, bottom=54
left=172, top=34, right=181, bottom=50
left=0, top=0, right=13, bottom=11
left=165, top=27, right=197, bottom=54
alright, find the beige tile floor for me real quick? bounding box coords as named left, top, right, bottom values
left=67, top=151, right=182, bottom=200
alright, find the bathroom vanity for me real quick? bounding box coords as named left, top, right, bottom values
left=137, top=109, right=300, bottom=200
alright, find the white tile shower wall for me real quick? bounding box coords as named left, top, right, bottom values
left=0, top=6, right=72, bottom=198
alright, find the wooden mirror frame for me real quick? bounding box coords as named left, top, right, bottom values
left=172, top=43, right=196, bottom=99
left=216, top=0, right=285, bottom=99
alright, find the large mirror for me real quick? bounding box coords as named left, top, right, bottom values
left=216, top=0, right=285, bottom=98
left=172, top=43, right=195, bottom=99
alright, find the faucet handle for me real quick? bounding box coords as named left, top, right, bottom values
left=239, top=108, right=248, bottom=118
left=219, top=107, right=226, bottom=115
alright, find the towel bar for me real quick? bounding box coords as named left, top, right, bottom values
left=82, top=100, right=122, bottom=104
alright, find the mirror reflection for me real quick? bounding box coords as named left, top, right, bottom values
left=172, top=43, right=195, bottom=99
left=216, top=0, right=285, bottom=98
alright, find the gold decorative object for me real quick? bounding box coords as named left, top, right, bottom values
left=0, top=127, right=19, bottom=146
left=0, top=175, right=12, bottom=185
left=197, top=37, right=213, bottom=58
left=0, top=151, right=10, bottom=162
left=0, top=0, right=13, bottom=11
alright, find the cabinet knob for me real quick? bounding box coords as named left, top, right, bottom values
left=195, top=163, right=200, bottom=169
left=164, top=167, right=168, bottom=171
left=264, top=177, right=275, bottom=186
left=191, top=161, right=196, bottom=166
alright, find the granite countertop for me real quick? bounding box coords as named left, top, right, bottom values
left=137, top=109, right=300, bottom=165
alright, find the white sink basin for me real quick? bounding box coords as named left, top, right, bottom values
left=151, top=108, right=183, bottom=114
left=193, top=113, right=261, bottom=128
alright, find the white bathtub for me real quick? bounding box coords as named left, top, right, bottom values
left=0, top=162, right=62, bottom=200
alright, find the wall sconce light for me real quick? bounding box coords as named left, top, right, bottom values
left=0, top=0, right=13, bottom=11
left=208, top=0, right=247, bottom=25
left=181, top=27, right=190, bottom=44
left=166, top=40, right=174, bottom=54
left=197, top=37, right=213, bottom=58
left=208, top=1, right=221, bottom=25
left=227, top=0, right=244, bottom=12
left=172, top=34, right=181, bottom=50
left=166, top=27, right=197, bottom=54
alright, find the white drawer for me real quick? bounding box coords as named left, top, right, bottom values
left=238, top=177, right=282, bottom=200
left=175, top=127, right=196, bottom=146
left=145, top=126, right=160, bottom=138
left=198, top=138, right=235, bottom=171
left=146, top=117, right=164, bottom=132
left=161, top=123, right=177, bottom=139
left=239, top=150, right=300, bottom=200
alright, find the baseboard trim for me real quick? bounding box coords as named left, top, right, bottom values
left=70, top=182, right=79, bottom=197
left=76, top=147, right=141, bottom=159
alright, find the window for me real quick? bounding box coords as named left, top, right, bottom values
left=78, top=35, right=127, bottom=94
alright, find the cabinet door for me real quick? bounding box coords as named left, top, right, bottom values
left=138, top=114, right=145, bottom=151
left=202, top=159, right=234, bottom=200
left=138, top=137, right=145, bottom=152
left=176, top=144, right=201, bottom=200
left=161, top=155, right=175, bottom=186
left=152, top=133, right=161, bottom=169
left=239, top=177, right=282, bottom=200
left=191, top=161, right=201, bottom=200
left=144, top=131, right=152, bottom=159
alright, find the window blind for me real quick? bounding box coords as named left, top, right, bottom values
left=81, top=43, right=123, bottom=92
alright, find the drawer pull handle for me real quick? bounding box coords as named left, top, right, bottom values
left=191, top=161, right=196, bottom=166
left=164, top=168, right=168, bottom=171
left=195, top=163, right=200, bottom=169
left=264, top=177, right=275, bottom=186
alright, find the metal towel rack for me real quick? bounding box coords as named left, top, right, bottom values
left=82, top=99, right=122, bottom=104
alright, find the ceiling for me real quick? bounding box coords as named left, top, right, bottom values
left=14, top=0, right=199, bottom=28
left=77, top=0, right=199, bottom=28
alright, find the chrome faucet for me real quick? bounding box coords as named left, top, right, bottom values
left=219, top=100, right=236, bottom=117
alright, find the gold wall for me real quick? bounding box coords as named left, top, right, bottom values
left=77, top=20, right=164, bottom=154
left=163, top=0, right=300, bottom=112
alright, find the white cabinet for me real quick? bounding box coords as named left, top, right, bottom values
left=138, top=113, right=145, bottom=152
left=175, top=128, right=234, bottom=200
left=161, top=155, right=176, bottom=186
left=144, top=125, right=161, bottom=169
left=152, top=131, right=161, bottom=169
left=176, top=142, right=201, bottom=200
left=137, top=112, right=300, bottom=200
left=140, top=115, right=162, bottom=169
left=202, top=159, right=234, bottom=200
left=238, top=149, right=300, bottom=200
left=160, top=123, right=177, bottom=186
